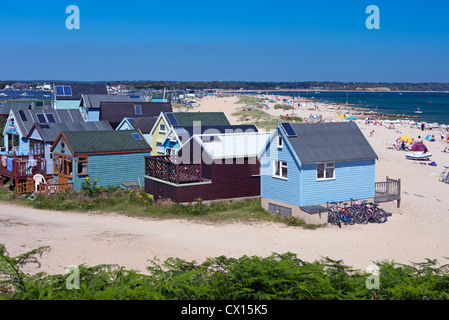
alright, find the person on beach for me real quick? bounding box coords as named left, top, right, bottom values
left=421, top=122, right=425, bottom=131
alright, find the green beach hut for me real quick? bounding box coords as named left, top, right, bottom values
left=50, top=130, right=152, bottom=191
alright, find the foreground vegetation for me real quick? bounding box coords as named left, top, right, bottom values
left=1, top=244, right=448, bottom=300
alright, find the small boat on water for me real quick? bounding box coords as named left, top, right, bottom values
left=405, top=152, right=432, bottom=160
left=414, top=107, right=422, bottom=114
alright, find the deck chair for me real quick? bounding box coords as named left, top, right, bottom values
left=33, top=174, right=46, bottom=192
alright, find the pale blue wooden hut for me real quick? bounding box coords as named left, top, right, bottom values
left=258, top=122, right=378, bottom=222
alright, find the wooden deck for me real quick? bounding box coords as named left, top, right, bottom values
left=375, top=176, right=401, bottom=207
left=145, top=156, right=203, bottom=184
left=0, top=155, right=48, bottom=186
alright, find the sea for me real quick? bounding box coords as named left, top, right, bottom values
left=0, top=90, right=53, bottom=100
left=265, top=91, right=449, bottom=126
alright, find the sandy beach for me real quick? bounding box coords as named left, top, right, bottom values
left=1, top=94, right=449, bottom=276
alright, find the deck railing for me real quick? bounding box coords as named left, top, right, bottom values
left=0, top=155, right=46, bottom=179
left=16, top=180, right=74, bottom=195
left=375, top=176, right=401, bottom=207
left=145, top=156, right=202, bottom=184
left=39, top=182, right=74, bottom=195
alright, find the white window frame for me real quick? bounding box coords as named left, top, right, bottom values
left=273, top=160, right=288, bottom=180
left=317, top=162, right=335, bottom=181
left=277, top=135, right=283, bottom=149
left=159, top=122, right=166, bottom=133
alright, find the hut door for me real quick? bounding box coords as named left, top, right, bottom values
left=55, top=154, right=73, bottom=188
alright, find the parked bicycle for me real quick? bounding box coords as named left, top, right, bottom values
left=351, top=199, right=387, bottom=224
left=327, top=202, right=356, bottom=228
left=439, top=166, right=449, bottom=184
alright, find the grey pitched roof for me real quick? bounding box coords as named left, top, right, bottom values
left=164, top=112, right=231, bottom=127
left=81, top=94, right=146, bottom=109
left=54, top=83, right=108, bottom=100
left=100, top=101, right=172, bottom=129
left=11, top=109, right=84, bottom=137
left=124, top=117, right=159, bottom=134
left=283, top=122, right=378, bottom=164
left=30, top=121, right=112, bottom=143
left=0, top=101, right=53, bottom=115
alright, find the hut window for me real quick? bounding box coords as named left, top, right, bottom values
left=159, top=123, right=166, bottom=133
left=317, top=162, right=335, bottom=180
left=273, top=160, right=288, bottom=179
left=277, top=135, right=283, bottom=149
left=77, top=156, right=88, bottom=175
left=61, top=141, right=65, bottom=152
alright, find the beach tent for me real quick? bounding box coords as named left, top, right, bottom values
left=411, top=141, right=427, bottom=151
left=400, top=136, right=413, bottom=143
left=425, top=135, right=433, bottom=141
left=347, top=116, right=356, bottom=120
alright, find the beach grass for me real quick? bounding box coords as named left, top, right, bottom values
left=0, top=188, right=320, bottom=229
left=231, top=108, right=272, bottom=122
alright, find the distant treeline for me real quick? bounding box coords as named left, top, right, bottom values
left=102, top=81, right=449, bottom=92
left=2, top=80, right=449, bottom=92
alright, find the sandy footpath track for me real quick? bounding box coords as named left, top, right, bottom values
left=1, top=200, right=448, bottom=275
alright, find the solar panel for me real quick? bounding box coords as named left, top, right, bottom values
left=165, top=112, right=179, bottom=126
left=46, top=113, right=56, bottom=123
left=130, top=95, right=140, bottom=99
left=55, top=86, right=64, bottom=96
left=134, top=105, right=142, bottom=115
left=128, top=118, right=136, bottom=124
left=18, top=110, right=27, bottom=121
left=131, top=133, right=143, bottom=140
left=63, top=86, right=72, bottom=96
left=36, top=114, right=47, bottom=123
left=281, top=123, right=297, bottom=137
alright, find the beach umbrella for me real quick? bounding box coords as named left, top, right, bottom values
left=411, top=142, right=427, bottom=151
left=425, top=135, right=433, bottom=141
left=400, top=136, right=413, bottom=143
left=347, top=116, right=356, bottom=120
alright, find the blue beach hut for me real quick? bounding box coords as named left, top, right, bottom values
left=258, top=122, right=378, bottom=224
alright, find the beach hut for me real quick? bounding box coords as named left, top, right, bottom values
left=161, top=124, right=258, bottom=156
left=79, top=94, right=146, bottom=122
left=144, top=131, right=271, bottom=203
left=26, top=120, right=113, bottom=175
left=258, top=122, right=378, bottom=224
left=53, top=83, right=108, bottom=110
left=50, top=130, right=151, bottom=191
left=99, top=101, right=172, bottom=129
left=116, top=116, right=159, bottom=144
left=149, top=111, right=231, bottom=156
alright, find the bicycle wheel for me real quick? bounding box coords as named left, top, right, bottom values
left=345, top=207, right=356, bottom=225
left=374, top=208, right=388, bottom=223
left=355, top=209, right=368, bottom=224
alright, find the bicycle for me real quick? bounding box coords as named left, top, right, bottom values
left=353, top=201, right=387, bottom=224
left=327, top=202, right=356, bottom=227
left=439, top=166, right=449, bottom=183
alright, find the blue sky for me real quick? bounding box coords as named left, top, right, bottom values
left=0, top=0, right=448, bottom=82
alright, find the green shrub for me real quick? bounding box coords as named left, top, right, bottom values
left=2, top=244, right=449, bottom=300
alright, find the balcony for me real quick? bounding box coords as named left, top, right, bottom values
left=145, top=156, right=203, bottom=184
left=0, top=155, right=47, bottom=184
